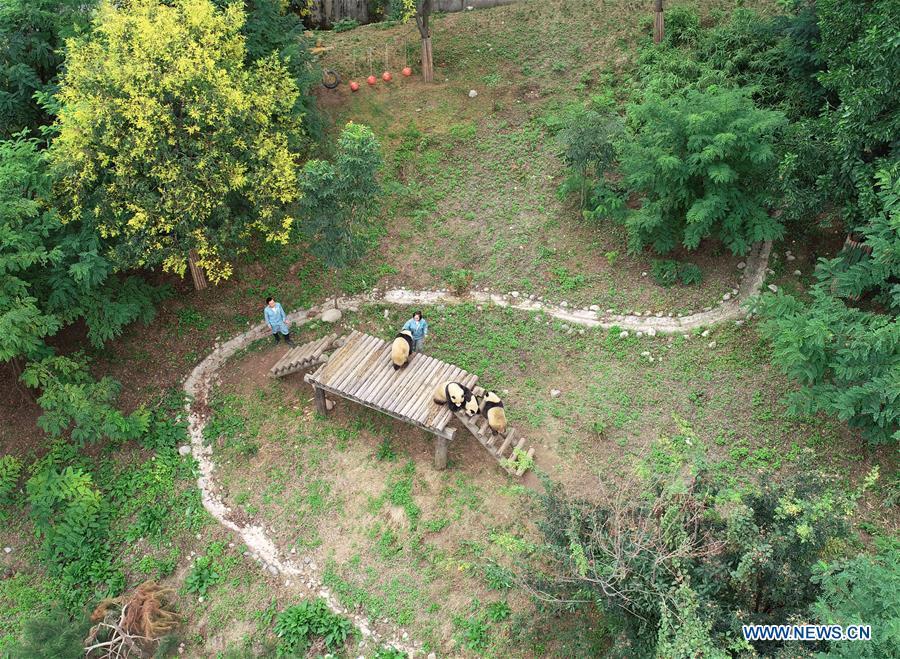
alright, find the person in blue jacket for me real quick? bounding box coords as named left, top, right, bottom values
left=401, top=310, right=428, bottom=353
left=264, top=296, right=294, bottom=346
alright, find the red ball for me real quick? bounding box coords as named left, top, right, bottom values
left=366, top=75, right=377, bottom=86
left=382, top=71, right=392, bottom=82
left=349, top=81, right=360, bottom=91
left=401, top=66, right=413, bottom=77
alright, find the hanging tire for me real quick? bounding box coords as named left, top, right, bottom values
left=322, top=69, right=340, bottom=89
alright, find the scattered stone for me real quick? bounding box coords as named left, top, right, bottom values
left=560, top=301, right=568, bottom=308
left=589, top=304, right=600, bottom=312
left=793, top=269, right=802, bottom=276
left=701, top=329, right=710, bottom=338
left=477, top=305, right=483, bottom=311
left=383, top=309, right=390, bottom=319
left=766, top=268, right=775, bottom=275
left=636, top=331, right=643, bottom=338
left=304, top=557, right=311, bottom=565
left=737, top=261, right=746, bottom=270
left=646, top=328, right=657, bottom=337
left=655, top=311, right=663, bottom=318
left=703, top=306, right=713, bottom=312
left=529, top=294, right=536, bottom=300
left=641, top=271, right=648, bottom=277
left=707, top=341, right=717, bottom=349
left=722, top=293, right=731, bottom=301
left=645, top=310, right=653, bottom=317
left=321, top=308, right=342, bottom=323
left=428, top=654, right=437, bottom=659
left=510, top=291, right=519, bottom=298
left=732, top=288, right=738, bottom=295
left=767, top=284, right=778, bottom=293
left=195, top=533, right=201, bottom=540
left=619, top=330, right=629, bottom=339
left=578, top=329, right=585, bottom=335
left=606, top=308, right=615, bottom=313
left=178, top=445, right=191, bottom=456
left=3, top=547, right=11, bottom=554
left=228, top=543, right=234, bottom=548
left=402, top=633, right=409, bottom=641
left=325, top=398, right=335, bottom=411
left=468, top=89, right=478, bottom=98
left=786, top=254, right=795, bottom=261
left=734, top=320, right=745, bottom=326
left=550, top=389, right=562, bottom=398
left=533, top=316, right=542, bottom=323
left=641, top=351, right=651, bottom=357
left=561, top=323, right=570, bottom=331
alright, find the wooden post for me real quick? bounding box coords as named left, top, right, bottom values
left=434, top=435, right=448, bottom=470
left=313, top=386, right=328, bottom=416
left=416, top=0, right=434, bottom=83
left=421, top=37, right=433, bottom=83
left=188, top=249, right=208, bottom=291
left=653, top=0, right=665, bottom=44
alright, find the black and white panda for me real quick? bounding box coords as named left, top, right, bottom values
left=432, top=381, right=478, bottom=416
left=391, top=330, right=413, bottom=370
left=478, top=391, right=507, bottom=435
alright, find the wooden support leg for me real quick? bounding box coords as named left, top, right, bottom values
left=434, top=435, right=448, bottom=470
left=313, top=386, right=328, bottom=416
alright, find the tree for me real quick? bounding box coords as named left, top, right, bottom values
left=618, top=87, right=787, bottom=255
left=51, top=0, right=304, bottom=289
left=297, top=123, right=383, bottom=304
left=0, top=0, right=93, bottom=138
left=0, top=135, right=160, bottom=372
left=415, top=0, right=434, bottom=83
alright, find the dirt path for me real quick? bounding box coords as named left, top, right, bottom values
left=183, top=241, right=771, bottom=655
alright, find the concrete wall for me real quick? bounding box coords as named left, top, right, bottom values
left=307, top=0, right=519, bottom=28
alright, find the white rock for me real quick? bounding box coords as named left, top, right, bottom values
left=178, top=445, right=191, bottom=456
left=655, top=311, right=663, bottom=318
left=646, top=328, right=657, bottom=337
left=578, top=329, right=585, bottom=335
left=737, top=262, right=746, bottom=270
left=732, top=288, right=738, bottom=295
left=767, top=284, right=778, bottom=293
left=723, top=293, right=731, bottom=301
left=636, top=332, right=643, bottom=338
left=786, top=254, right=795, bottom=261
left=606, top=308, right=615, bottom=313
left=794, top=270, right=802, bottom=276
left=325, top=398, right=335, bottom=411
left=383, top=309, right=390, bottom=319
left=619, top=331, right=629, bottom=339
left=321, top=308, right=342, bottom=323
left=641, top=351, right=651, bottom=357
left=510, top=291, right=519, bottom=298
left=734, top=320, right=745, bottom=326
left=3, top=547, right=11, bottom=554
left=589, top=305, right=600, bottom=311
left=550, top=389, right=562, bottom=398
left=701, top=329, right=710, bottom=337
left=198, top=596, right=205, bottom=603
left=468, top=89, right=478, bottom=98
left=641, top=271, right=648, bottom=277
left=707, top=341, right=717, bottom=349
left=560, top=301, right=568, bottom=307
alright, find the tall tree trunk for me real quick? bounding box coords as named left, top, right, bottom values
left=416, top=0, right=434, bottom=83
left=653, top=0, right=665, bottom=44
left=188, top=249, right=208, bottom=291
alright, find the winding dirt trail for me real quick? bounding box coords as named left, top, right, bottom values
left=183, top=241, right=771, bottom=655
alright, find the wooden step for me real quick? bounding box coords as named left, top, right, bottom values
left=271, top=333, right=339, bottom=378
left=451, top=410, right=533, bottom=477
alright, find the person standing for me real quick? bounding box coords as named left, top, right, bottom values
left=264, top=296, right=294, bottom=345
left=402, top=310, right=428, bottom=353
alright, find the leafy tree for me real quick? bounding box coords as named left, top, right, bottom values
left=811, top=536, right=900, bottom=659
left=618, top=87, right=787, bottom=255
left=51, top=0, right=304, bottom=289
left=0, top=135, right=161, bottom=368
left=555, top=107, right=623, bottom=209
left=0, top=0, right=93, bottom=138
left=297, top=122, right=383, bottom=300
left=756, top=288, right=899, bottom=445
left=21, top=354, right=150, bottom=446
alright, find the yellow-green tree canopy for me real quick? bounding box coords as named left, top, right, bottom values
left=51, top=0, right=303, bottom=284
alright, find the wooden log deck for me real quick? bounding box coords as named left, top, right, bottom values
left=270, top=333, right=340, bottom=378
left=304, top=330, right=477, bottom=469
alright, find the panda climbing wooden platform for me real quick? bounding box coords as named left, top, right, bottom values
left=452, top=396, right=535, bottom=477
left=304, top=330, right=478, bottom=469
left=270, top=333, right=341, bottom=378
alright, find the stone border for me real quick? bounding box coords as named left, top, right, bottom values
left=182, top=240, right=771, bottom=656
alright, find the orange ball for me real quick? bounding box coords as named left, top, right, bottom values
left=349, top=81, right=360, bottom=91
left=366, top=75, right=377, bottom=86
left=382, top=71, right=392, bottom=82
left=402, top=66, right=413, bottom=77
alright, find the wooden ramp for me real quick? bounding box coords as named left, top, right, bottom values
left=453, top=385, right=535, bottom=476
left=304, top=331, right=477, bottom=469
left=270, top=333, right=340, bottom=378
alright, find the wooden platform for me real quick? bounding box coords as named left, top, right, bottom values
left=304, top=330, right=477, bottom=468
left=453, top=396, right=535, bottom=477
left=270, top=333, right=340, bottom=378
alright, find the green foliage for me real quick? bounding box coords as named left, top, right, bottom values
left=298, top=123, right=383, bottom=271
left=0, top=136, right=160, bottom=363
left=21, top=354, right=149, bottom=445
left=444, top=268, right=473, bottom=295
left=273, top=598, right=353, bottom=656
left=51, top=0, right=304, bottom=285
left=656, top=581, right=731, bottom=659
left=0, top=455, right=22, bottom=514
left=372, top=647, right=406, bottom=659
left=811, top=536, right=900, bottom=658
left=650, top=259, right=702, bottom=287
left=7, top=607, right=88, bottom=659
left=757, top=289, right=899, bottom=444
left=185, top=555, right=223, bottom=597
left=663, top=5, right=701, bottom=48
left=486, top=600, right=511, bottom=622
left=332, top=17, right=360, bottom=32
left=554, top=106, right=623, bottom=209
left=618, top=87, right=786, bottom=256
left=0, top=0, right=93, bottom=137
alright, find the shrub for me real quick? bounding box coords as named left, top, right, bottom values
left=663, top=5, right=701, bottom=48
left=555, top=107, right=623, bottom=208
left=445, top=268, right=474, bottom=295
left=618, top=87, right=787, bottom=256
left=7, top=608, right=88, bottom=659
left=0, top=455, right=22, bottom=514
left=332, top=17, right=359, bottom=32
left=273, top=599, right=353, bottom=656
left=650, top=260, right=703, bottom=287
left=184, top=555, right=222, bottom=597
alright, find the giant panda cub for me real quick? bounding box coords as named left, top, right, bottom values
left=432, top=381, right=479, bottom=416
left=391, top=330, right=414, bottom=370
left=478, top=391, right=507, bottom=435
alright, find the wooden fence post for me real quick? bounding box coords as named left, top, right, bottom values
left=314, top=386, right=328, bottom=416
left=653, top=0, right=665, bottom=44
left=434, top=435, right=448, bottom=470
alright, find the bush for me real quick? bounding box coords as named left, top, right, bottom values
left=273, top=599, right=353, bottom=656
left=444, top=268, right=474, bottom=295
left=0, top=455, right=22, bottom=515
left=8, top=608, right=88, bottom=659
left=618, top=87, right=786, bottom=256
left=184, top=555, right=222, bottom=597
left=650, top=260, right=703, bottom=287
left=663, top=5, right=701, bottom=48
left=332, top=17, right=359, bottom=32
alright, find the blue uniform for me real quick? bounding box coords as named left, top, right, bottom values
left=264, top=303, right=289, bottom=335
